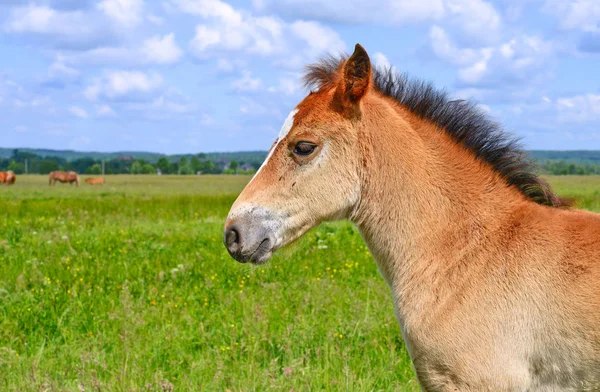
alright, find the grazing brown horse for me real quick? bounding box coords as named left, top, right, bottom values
left=224, top=44, right=600, bottom=391
left=85, top=177, right=105, bottom=185
left=49, top=171, right=79, bottom=186
left=5, top=170, right=15, bottom=185
left=0, top=171, right=15, bottom=185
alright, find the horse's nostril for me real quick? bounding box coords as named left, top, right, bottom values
left=225, top=225, right=240, bottom=251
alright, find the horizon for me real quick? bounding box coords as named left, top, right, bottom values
left=1, top=1, right=600, bottom=153
left=4, top=147, right=600, bottom=157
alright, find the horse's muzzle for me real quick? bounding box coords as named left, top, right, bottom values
left=223, top=211, right=278, bottom=264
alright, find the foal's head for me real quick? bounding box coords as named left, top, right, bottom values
left=224, top=43, right=565, bottom=264
left=224, top=44, right=374, bottom=264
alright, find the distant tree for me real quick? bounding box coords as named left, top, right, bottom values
left=141, top=163, right=155, bottom=174
left=38, top=160, right=60, bottom=174
left=71, top=157, right=97, bottom=174
left=11, top=149, right=39, bottom=166
left=199, top=160, right=217, bottom=174
left=104, top=158, right=131, bottom=174
left=540, top=159, right=600, bottom=175
left=0, top=158, right=9, bottom=171
left=169, top=162, right=179, bottom=175
left=157, top=157, right=170, bottom=174
left=131, top=160, right=143, bottom=174
left=179, top=157, right=192, bottom=175
left=8, top=161, right=25, bottom=174
left=190, top=156, right=201, bottom=174
left=229, top=160, right=239, bottom=174
left=87, top=164, right=102, bottom=175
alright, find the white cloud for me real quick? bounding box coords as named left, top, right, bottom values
left=200, top=113, right=215, bottom=125
left=180, top=0, right=344, bottom=64
left=4, top=4, right=88, bottom=35
left=61, top=34, right=183, bottom=66
left=429, top=26, right=555, bottom=86
left=173, top=0, right=243, bottom=21
left=216, top=58, right=234, bottom=72
left=3, top=4, right=113, bottom=49
left=254, top=0, right=499, bottom=41
left=239, top=96, right=281, bottom=117
left=96, top=104, right=117, bottom=116
left=289, top=20, right=346, bottom=57
left=445, top=0, right=501, bottom=41
left=98, top=0, right=144, bottom=27
left=141, top=33, right=183, bottom=64
left=5, top=5, right=71, bottom=34
left=49, top=58, right=80, bottom=79
left=188, top=14, right=285, bottom=56
left=556, top=94, right=600, bottom=123
left=268, top=76, right=301, bottom=96
left=253, top=0, right=444, bottom=24
left=66, top=46, right=134, bottom=65
left=543, top=0, right=600, bottom=32
left=147, top=14, right=164, bottom=25
left=189, top=25, right=224, bottom=54
left=177, top=0, right=284, bottom=56
left=1, top=76, right=57, bottom=113
left=119, top=90, right=199, bottom=119
left=44, top=56, right=81, bottom=86
left=84, top=70, right=163, bottom=101
left=231, top=70, right=263, bottom=92
left=14, top=96, right=53, bottom=109
left=389, top=0, right=445, bottom=22
left=373, top=52, right=391, bottom=70
left=429, top=26, right=489, bottom=67
left=69, top=105, right=88, bottom=118
left=150, top=96, right=195, bottom=114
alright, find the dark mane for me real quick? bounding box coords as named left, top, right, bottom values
left=304, top=55, right=567, bottom=208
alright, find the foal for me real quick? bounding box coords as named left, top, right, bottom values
left=224, top=44, right=600, bottom=391
left=85, top=177, right=105, bottom=186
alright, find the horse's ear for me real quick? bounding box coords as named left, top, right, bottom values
left=343, top=44, right=372, bottom=103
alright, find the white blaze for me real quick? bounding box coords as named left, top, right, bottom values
left=250, top=108, right=299, bottom=181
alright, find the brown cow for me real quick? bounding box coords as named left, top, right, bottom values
left=49, top=171, right=79, bottom=186
left=85, top=177, right=105, bottom=185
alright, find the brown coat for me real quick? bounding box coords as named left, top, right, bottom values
left=225, top=45, right=600, bottom=390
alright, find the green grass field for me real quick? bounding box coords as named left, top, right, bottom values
left=1, top=175, right=599, bottom=391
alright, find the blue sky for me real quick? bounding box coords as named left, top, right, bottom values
left=0, top=0, right=599, bottom=153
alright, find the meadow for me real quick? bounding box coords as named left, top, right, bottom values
left=1, top=175, right=599, bottom=391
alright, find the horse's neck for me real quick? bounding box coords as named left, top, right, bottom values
left=352, top=103, right=525, bottom=327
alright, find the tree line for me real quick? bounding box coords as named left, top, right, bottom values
left=0, top=150, right=258, bottom=175
left=540, top=160, right=600, bottom=175
left=3, top=149, right=600, bottom=176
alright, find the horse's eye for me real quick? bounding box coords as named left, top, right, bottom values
left=293, top=142, right=317, bottom=156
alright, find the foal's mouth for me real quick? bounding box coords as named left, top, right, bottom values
left=248, top=237, right=273, bottom=265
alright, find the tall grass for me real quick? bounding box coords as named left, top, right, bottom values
left=0, top=176, right=416, bottom=391
left=0, top=175, right=598, bottom=391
